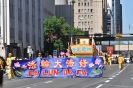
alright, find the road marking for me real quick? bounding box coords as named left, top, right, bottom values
left=116, top=74, right=119, bottom=75
left=45, top=81, right=53, bottom=83
left=112, top=75, right=116, bottom=77
left=26, top=87, right=31, bottom=88
left=131, top=78, right=133, bottom=80
left=105, top=80, right=110, bottom=83
left=109, top=78, right=113, bottom=79
left=96, top=84, right=103, bottom=88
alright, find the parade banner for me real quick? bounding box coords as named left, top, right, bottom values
left=11, top=57, right=104, bottom=78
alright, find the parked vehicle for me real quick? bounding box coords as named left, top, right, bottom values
left=124, top=57, right=130, bottom=63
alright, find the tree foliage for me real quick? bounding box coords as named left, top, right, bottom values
left=44, top=16, right=84, bottom=53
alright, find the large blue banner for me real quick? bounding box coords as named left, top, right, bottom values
left=11, top=57, right=104, bottom=78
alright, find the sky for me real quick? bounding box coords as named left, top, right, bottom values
left=107, top=0, right=133, bottom=34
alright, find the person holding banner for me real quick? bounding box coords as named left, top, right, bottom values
left=100, top=52, right=106, bottom=68
left=118, top=54, right=124, bottom=70
left=108, top=55, right=112, bottom=66
left=37, top=53, right=42, bottom=58
left=6, top=53, right=15, bottom=79
left=0, top=56, right=6, bottom=87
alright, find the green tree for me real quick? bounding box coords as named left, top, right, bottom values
left=44, top=16, right=84, bottom=54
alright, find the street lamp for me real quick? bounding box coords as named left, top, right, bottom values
left=70, top=0, right=75, bottom=45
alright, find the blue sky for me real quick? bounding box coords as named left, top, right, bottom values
left=121, top=0, right=133, bottom=33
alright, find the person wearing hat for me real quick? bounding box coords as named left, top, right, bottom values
left=37, top=53, right=42, bottom=58
left=118, top=54, right=124, bottom=70
left=6, top=53, right=15, bottom=79
left=108, top=55, right=112, bottom=66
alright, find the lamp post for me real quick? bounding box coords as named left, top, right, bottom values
left=70, top=0, right=75, bottom=44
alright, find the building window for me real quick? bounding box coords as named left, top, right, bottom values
left=85, top=22, right=87, bottom=26
left=78, top=22, right=81, bottom=26
left=82, top=3, right=83, bottom=6
left=78, top=9, right=80, bottom=13
left=84, top=15, right=87, bottom=19
left=88, top=2, right=89, bottom=6
left=88, top=15, right=90, bottom=19
left=88, top=9, right=89, bottom=13
left=82, top=22, right=84, bottom=26
left=85, top=28, right=87, bottom=31
left=88, top=21, right=90, bottom=25
left=84, top=2, right=86, bottom=6
left=90, top=9, right=93, bottom=13
left=91, top=21, right=93, bottom=25
left=90, top=2, right=93, bottom=6
left=84, top=9, right=87, bottom=13
left=81, top=9, right=83, bottom=13
left=90, top=15, right=93, bottom=19
left=78, top=3, right=80, bottom=6
left=18, top=0, right=22, bottom=8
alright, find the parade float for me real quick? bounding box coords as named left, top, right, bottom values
left=69, top=38, right=98, bottom=58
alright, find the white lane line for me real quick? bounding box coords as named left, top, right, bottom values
left=105, top=80, right=110, bottom=83
left=26, top=87, right=31, bottom=88
left=109, top=78, right=113, bottom=79
left=116, top=74, right=119, bottom=75
left=45, top=81, right=53, bottom=83
left=131, top=78, right=133, bottom=80
left=112, top=75, right=116, bottom=77
left=96, top=84, right=103, bottom=88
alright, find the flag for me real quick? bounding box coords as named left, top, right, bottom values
left=129, top=25, right=130, bottom=30
left=91, top=37, right=95, bottom=46
left=70, top=37, right=73, bottom=45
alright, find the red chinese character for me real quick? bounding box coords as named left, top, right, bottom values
left=79, top=59, right=88, bottom=68
left=66, top=59, right=75, bottom=67
left=54, top=60, right=62, bottom=68
left=27, top=61, right=37, bottom=69
left=41, top=60, right=50, bottom=68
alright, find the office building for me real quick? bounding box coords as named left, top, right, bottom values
left=55, top=0, right=73, bottom=27
left=0, top=0, right=45, bottom=58
left=112, top=0, right=122, bottom=34
left=68, top=0, right=107, bottom=35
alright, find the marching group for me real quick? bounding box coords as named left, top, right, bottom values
left=0, top=51, right=125, bottom=87
left=100, top=52, right=125, bottom=70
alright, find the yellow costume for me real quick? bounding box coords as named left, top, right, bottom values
left=118, top=55, right=124, bottom=70
left=100, top=52, right=106, bottom=66
left=6, top=53, right=15, bottom=79
left=37, top=53, right=42, bottom=58
left=108, top=56, right=112, bottom=66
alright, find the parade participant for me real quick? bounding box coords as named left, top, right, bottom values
left=101, top=53, right=106, bottom=66
left=0, top=57, right=4, bottom=87
left=108, top=55, right=112, bottom=66
left=100, top=52, right=106, bottom=69
left=118, top=54, right=124, bottom=70
left=37, top=53, right=42, bottom=58
left=6, top=53, right=15, bottom=79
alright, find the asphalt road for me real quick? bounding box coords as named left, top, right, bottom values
left=3, top=64, right=133, bottom=88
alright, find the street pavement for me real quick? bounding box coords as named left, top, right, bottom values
left=3, top=64, right=133, bottom=88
